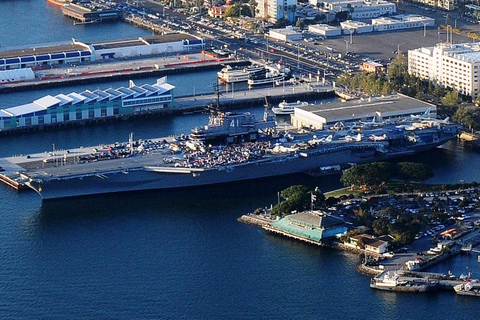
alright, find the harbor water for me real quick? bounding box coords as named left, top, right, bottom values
left=1, top=2, right=480, bottom=319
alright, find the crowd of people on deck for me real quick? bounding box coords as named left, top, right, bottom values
left=179, top=141, right=272, bottom=168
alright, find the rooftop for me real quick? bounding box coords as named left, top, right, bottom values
left=297, top=94, right=435, bottom=120
left=0, top=34, right=199, bottom=59
left=289, top=212, right=346, bottom=228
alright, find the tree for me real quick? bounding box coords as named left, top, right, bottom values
left=453, top=106, right=476, bottom=129
left=372, top=219, right=390, bottom=236
left=271, top=185, right=311, bottom=215
left=387, top=54, right=406, bottom=91
left=396, top=162, right=434, bottom=182
left=442, top=90, right=460, bottom=108
left=295, top=18, right=305, bottom=29
left=341, top=162, right=395, bottom=190
left=248, top=0, right=257, bottom=17
left=224, top=4, right=241, bottom=17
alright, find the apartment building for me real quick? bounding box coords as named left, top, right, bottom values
left=408, top=43, right=480, bottom=98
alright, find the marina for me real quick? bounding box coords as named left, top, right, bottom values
left=2, top=1, right=480, bottom=318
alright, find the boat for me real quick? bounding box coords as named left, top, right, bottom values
left=247, top=70, right=284, bottom=86
left=454, top=281, right=480, bottom=297
left=46, top=0, right=69, bottom=7
left=272, top=101, right=309, bottom=115
left=217, top=65, right=265, bottom=83
left=0, top=104, right=460, bottom=201
left=370, top=271, right=438, bottom=292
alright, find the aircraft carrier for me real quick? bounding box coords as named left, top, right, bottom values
left=0, top=109, right=460, bottom=201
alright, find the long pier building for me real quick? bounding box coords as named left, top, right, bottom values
left=0, top=34, right=205, bottom=71
left=0, top=78, right=174, bottom=131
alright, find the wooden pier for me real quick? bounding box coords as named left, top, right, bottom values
left=0, top=173, right=28, bottom=191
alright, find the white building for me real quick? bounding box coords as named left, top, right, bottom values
left=269, top=28, right=303, bottom=41
left=291, top=94, right=435, bottom=130
left=308, top=24, right=342, bottom=37
left=340, top=20, right=373, bottom=34
left=409, top=0, right=454, bottom=11
left=408, top=42, right=480, bottom=98
left=0, top=68, right=35, bottom=84
left=372, top=15, right=435, bottom=32
left=323, top=0, right=396, bottom=19
left=256, top=0, right=297, bottom=23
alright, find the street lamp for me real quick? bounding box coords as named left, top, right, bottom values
left=297, top=44, right=300, bottom=71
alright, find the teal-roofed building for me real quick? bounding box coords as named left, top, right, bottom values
left=265, top=212, right=348, bottom=244
left=0, top=77, right=174, bottom=132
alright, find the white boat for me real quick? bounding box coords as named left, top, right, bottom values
left=454, top=281, right=480, bottom=297
left=370, top=271, right=438, bottom=292
left=217, top=65, right=265, bottom=83
left=247, top=73, right=284, bottom=86
left=272, top=100, right=308, bottom=115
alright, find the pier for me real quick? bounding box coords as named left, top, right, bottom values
left=0, top=56, right=248, bottom=93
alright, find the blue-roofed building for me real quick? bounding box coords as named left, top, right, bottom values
left=0, top=77, right=175, bottom=131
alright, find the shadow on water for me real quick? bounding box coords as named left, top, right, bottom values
left=37, top=173, right=344, bottom=221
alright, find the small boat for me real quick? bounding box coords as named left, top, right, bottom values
left=370, top=271, right=438, bottom=293
left=247, top=73, right=284, bottom=86
left=454, top=281, right=480, bottom=297
left=217, top=65, right=265, bottom=83
left=272, top=100, right=308, bottom=115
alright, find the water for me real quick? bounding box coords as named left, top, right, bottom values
left=1, top=2, right=480, bottom=319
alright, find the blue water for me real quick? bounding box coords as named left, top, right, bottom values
left=1, top=2, right=480, bottom=319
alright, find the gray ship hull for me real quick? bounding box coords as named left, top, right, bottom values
left=25, top=137, right=451, bottom=201
left=27, top=148, right=362, bottom=200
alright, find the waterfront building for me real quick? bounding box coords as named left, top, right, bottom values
left=322, top=0, right=396, bottom=19
left=345, top=234, right=389, bottom=254
left=408, top=42, right=480, bottom=98
left=268, top=28, right=303, bottom=42
left=308, top=24, right=342, bottom=37
left=61, top=3, right=119, bottom=23
left=291, top=94, right=436, bottom=130
left=256, top=0, right=297, bottom=23
left=269, top=212, right=348, bottom=243
left=0, top=78, right=174, bottom=131
left=0, top=34, right=204, bottom=71
left=371, top=15, right=435, bottom=31
left=0, top=68, right=35, bottom=83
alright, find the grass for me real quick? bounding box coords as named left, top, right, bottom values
left=324, top=181, right=477, bottom=198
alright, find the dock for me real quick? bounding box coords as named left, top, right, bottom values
left=237, top=214, right=277, bottom=227
left=373, top=270, right=480, bottom=291
left=0, top=55, right=247, bottom=93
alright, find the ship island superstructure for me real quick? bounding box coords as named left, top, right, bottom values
left=0, top=96, right=461, bottom=200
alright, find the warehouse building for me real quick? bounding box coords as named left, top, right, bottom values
left=290, top=94, right=436, bottom=130
left=308, top=24, right=342, bottom=37
left=268, top=28, right=303, bottom=42
left=0, top=78, right=175, bottom=131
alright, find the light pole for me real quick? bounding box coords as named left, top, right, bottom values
left=344, top=40, right=349, bottom=54
left=397, top=43, right=404, bottom=55
left=422, top=22, right=427, bottom=37
left=297, top=44, right=300, bottom=71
